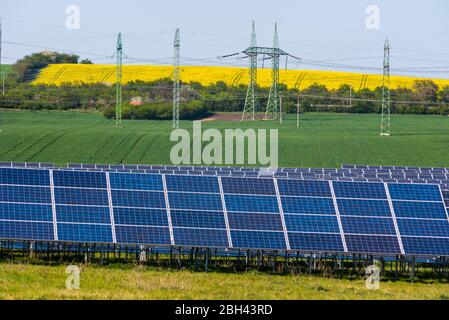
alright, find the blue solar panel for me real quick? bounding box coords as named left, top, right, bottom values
left=57, top=223, right=113, bottom=243
left=221, top=177, right=275, bottom=195
left=2, top=166, right=449, bottom=257
left=53, top=170, right=106, bottom=189
left=0, top=220, right=54, bottom=241
left=56, top=205, right=110, bottom=224
left=228, top=212, right=283, bottom=231
left=0, top=186, right=51, bottom=203
left=55, top=188, right=109, bottom=206
left=288, top=233, right=344, bottom=252
left=170, top=210, right=226, bottom=229
left=115, top=225, right=171, bottom=245
left=112, top=190, right=165, bottom=208
left=388, top=183, right=442, bottom=201
left=340, top=216, right=396, bottom=235
left=168, top=192, right=222, bottom=211
left=173, top=228, right=228, bottom=247
left=277, top=179, right=331, bottom=197
left=401, top=237, right=449, bottom=256
left=165, top=175, right=219, bottom=193
left=333, top=182, right=387, bottom=199
left=225, top=195, right=279, bottom=213
left=392, top=201, right=447, bottom=219
left=281, top=197, right=335, bottom=215
left=336, top=199, right=391, bottom=217
left=109, top=173, right=163, bottom=191
left=113, top=208, right=168, bottom=226
left=231, top=230, right=287, bottom=250
left=0, top=203, right=52, bottom=221
left=397, top=219, right=449, bottom=238
left=0, top=168, right=50, bottom=186
left=345, top=234, right=401, bottom=254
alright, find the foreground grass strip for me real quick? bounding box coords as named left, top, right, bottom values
left=1, top=263, right=449, bottom=300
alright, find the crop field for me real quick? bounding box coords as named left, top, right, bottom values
left=1, top=263, right=449, bottom=300
left=1, top=110, right=449, bottom=167
left=1, top=64, right=11, bottom=76
left=33, top=64, right=449, bottom=90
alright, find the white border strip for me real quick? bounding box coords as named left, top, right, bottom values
left=162, top=175, right=175, bottom=245
left=384, top=183, right=405, bottom=255
left=49, top=170, right=58, bottom=241
left=273, top=178, right=290, bottom=250
left=105, top=172, right=117, bottom=244
left=437, top=184, right=449, bottom=223
left=329, top=181, right=348, bottom=252
left=217, top=176, right=233, bottom=248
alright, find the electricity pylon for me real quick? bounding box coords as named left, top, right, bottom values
left=220, top=22, right=297, bottom=121
left=265, top=23, right=280, bottom=120
left=380, top=38, right=391, bottom=136
left=115, top=32, right=123, bottom=128
left=173, top=28, right=180, bottom=129
left=242, top=21, right=257, bottom=121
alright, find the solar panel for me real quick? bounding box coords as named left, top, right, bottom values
left=221, top=177, right=288, bottom=250
left=108, top=172, right=170, bottom=245
left=277, top=179, right=345, bottom=253
left=53, top=170, right=112, bottom=243
left=333, top=181, right=402, bottom=255
left=0, top=168, right=54, bottom=241
left=1, top=167, right=449, bottom=257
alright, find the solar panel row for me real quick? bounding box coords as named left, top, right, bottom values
left=1, top=167, right=449, bottom=257
left=0, top=162, right=449, bottom=174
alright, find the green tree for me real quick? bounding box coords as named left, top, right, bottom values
left=413, top=80, right=439, bottom=103
left=10, top=51, right=79, bottom=83
left=438, top=86, right=449, bottom=103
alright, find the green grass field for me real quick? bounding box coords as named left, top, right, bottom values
left=1, top=65, right=11, bottom=75
left=1, top=110, right=449, bottom=300
left=1, top=263, right=449, bottom=300
left=0, top=110, right=449, bottom=167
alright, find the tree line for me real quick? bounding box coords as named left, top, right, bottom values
left=1, top=51, right=449, bottom=119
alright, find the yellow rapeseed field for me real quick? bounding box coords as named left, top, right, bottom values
left=33, top=64, right=449, bottom=90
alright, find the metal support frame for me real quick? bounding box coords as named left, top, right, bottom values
left=173, top=28, right=180, bottom=129
left=380, top=38, right=391, bottom=136
left=115, top=33, right=123, bottom=128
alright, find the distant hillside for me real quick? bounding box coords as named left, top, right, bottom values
left=33, top=64, right=449, bottom=90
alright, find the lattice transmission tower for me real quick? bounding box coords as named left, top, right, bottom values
left=242, top=21, right=257, bottom=121
left=115, top=32, right=123, bottom=128
left=173, top=28, right=180, bottom=129
left=380, top=38, right=391, bottom=136
left=265, top=23, right=280, bottom=120
left=220, top=22, right=298, bottom=121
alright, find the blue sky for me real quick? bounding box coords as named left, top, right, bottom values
left=1, top=0, right=448, bottom=78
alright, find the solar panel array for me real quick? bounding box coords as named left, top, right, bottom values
left=2, top=162, right=449, bottom=210
left=2, top=162, right=449, bottom=189
left=1, top=166, right=449, bottom=257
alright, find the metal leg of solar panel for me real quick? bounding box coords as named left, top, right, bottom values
left=410, top=257, right=416, bottom=280
left=205, top=248, right=209, bottom=272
